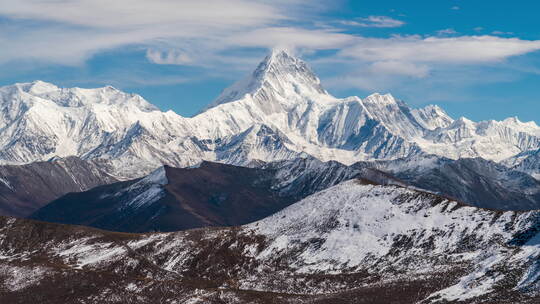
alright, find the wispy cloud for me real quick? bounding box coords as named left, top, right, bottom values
left=369, top=61, right=429, bottom=78
left=0, top=0, right=283, bottom=28
left=0, top=0, right=336, bottom=66
left=318, top=34, right=540, bottom=100
left=340, top=36, right=540, bottom=64
left=492, top=31, right=515, bottom=36
left=436, top=28, right=458, bottom=36
left=2, top=1, right=534, bottom=73
left=340, top=16, right=405, bottom=28
left=228, top=27, right=355, bottom=49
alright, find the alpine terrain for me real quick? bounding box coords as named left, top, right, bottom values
left=1, top=49, right=539, bottom=180
left=1, top=49, right=540, bottom=303
left=1, top=181, right=540, bottom=303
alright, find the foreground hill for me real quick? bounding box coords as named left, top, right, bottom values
left=2, top=180, right=540, bottom=303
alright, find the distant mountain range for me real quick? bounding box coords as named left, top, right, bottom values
left=1, top=49, right=539, bottom=180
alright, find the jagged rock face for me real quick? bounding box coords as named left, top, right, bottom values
left=505, top=148, right=540, bottom=179
left=29, top=159, right=381, bottom=232
left=411, top=104, right=454, bottom=130
left=1, top=49, right=539, bottom=179
left=2, top=181, right=540, bottom=303
left=423, top=117, right=540, bottom=161
left=0, top=156, right=117, bottom=217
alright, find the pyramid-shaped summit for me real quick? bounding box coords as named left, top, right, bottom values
left=205, top=48, right=328, bottom=111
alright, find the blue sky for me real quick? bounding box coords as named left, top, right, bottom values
left=1, top=0, right=540, bottom=122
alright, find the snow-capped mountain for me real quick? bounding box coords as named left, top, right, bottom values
left=0, top=80, right=193, bottom=178
left=410, top=104, right=454, bottom=130
left=423, top=116, right=540, bottom=161
left=2, top=180, right=540, bottom=303
left=203, top=48, right=328, bottom=111
left=1, top=49, right=539, bottom=179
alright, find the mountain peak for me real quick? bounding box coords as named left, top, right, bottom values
left=363, top=93, right=397, bottom=105
left=13, top=80, right=59, bottom=95
left=263, top=47, right=299, bottom=69
left=449, top=116, right=476, bottom=129
left=203, top=48, right=328, bottom=112
left=500, top=116, right=540, bottom=134
left=410, top=104, right=454, bottom=130
left=1, top=81, right=159, bottom=112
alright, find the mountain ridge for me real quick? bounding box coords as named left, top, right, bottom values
left=2, top=179, right=540, bottom=303
left=1, top=49, right=539, bottom=179
left=29, top=158, right=401, bottom=232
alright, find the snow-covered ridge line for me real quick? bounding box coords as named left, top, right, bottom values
left=247, top=180, right=540, bottom=300
left=0, top=48, right=539, bottom=179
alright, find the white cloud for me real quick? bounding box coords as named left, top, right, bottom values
left=369, top=61, right=430, bottom=77
left=2, top=0, right=540, bottom=105
left=228, top=27, right=355, bottom=50
left=0, top=0, right=283, bottom=29
left=340, top=16, right=405, bottom=28
left=340, top=35, right=540, bottom=64
left=317, top=34, right=540, bottom=96
left=1, top=1, right=537, bottom=73
left=0, top=0, right=330, bottom=65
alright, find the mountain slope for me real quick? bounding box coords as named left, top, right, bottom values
left=28, top=153, right=540, bottom=232
left=0, top=157, right=117, bottom=217
left=2, top=181, right=540, bottom=303
left=411, top=104, right=454, bottom=130
left=373, top=156, right=540, bottom=210
left=30, top=163, right=291, bottom=232
left=423, top=117, right=540, bottom=161
left=30, top=158, right=393, bottom=232
left=505, top=148, right=540, bottom=179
